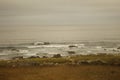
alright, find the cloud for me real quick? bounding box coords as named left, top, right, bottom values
left=0, top=0, right=120, bottom=26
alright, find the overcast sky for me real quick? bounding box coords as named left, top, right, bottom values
left=0, top=0, right=120, bottom=43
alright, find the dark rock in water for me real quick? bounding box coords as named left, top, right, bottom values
left=28, top=56, right=40, bottom=59
left=67, top=51, right=76, bottom=54
left=44, top=42, right=50, bottom=45
left=117, top=47, right=120, bottom=49
left=68, top=45, right=78, bottom=48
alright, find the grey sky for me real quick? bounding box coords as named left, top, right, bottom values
left=0, top=0, right=120, bottom=43
left=1, top=0, right=120, bottom=26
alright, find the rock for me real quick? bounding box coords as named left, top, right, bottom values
left=68, top=45, right=78, bottom=48
left=28, top=56, right=40, bottom=59
left=67, top=51, right=76, bottom=54
left=53, top=54, right=61, bottom=58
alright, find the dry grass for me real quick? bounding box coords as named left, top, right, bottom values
left=0, top=65, right=120, bottom=80
left=0, top=54, right=120, bottom=80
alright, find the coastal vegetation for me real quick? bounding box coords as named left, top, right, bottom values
left=0, top=53, right=120, bottom=67
left=0, top=53, right=120, bottom=80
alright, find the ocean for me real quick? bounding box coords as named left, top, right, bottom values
left=0, top=26, right=120, bottom=44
